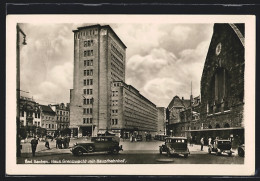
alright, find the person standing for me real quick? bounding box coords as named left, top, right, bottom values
left=30, top=136, right=38, bottom=157
left=45, top=137, right=50, bottom=150
left=200, top=137, right=204, bottom=151
left=208, top=137, right=212, bottom=147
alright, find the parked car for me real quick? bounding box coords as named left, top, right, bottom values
left=136, top=135, right=143, bottom=141
left=208, top=139, right=233, bottom=156
left=71, top=136, right=123, bottom=156
left=159, top=137, right=190, bottom=158
left=238, top=144, right=245, bottom=157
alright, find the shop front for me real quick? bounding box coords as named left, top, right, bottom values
left=187, top=127, right=244, bottom=148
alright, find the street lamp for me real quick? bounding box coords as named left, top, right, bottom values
left=16, top=24, right=27, bottom=157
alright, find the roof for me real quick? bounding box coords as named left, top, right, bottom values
left=73, top=24, right=127, bottom=49
left=167, top=96, right=185, bottom=109
left=182, top=99, right=191, bottom=108
left=40, top=105, right=55, bottom=115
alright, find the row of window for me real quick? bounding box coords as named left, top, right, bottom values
left=56, top=110, right=69, bottom=116
left=83, top=98, right=93, bottom=105
left=83, top=79, right=93, bottom=86
left=42, top=116, right=54, bottom=121
left=111, top=72, right=121, bottom=81
left=111, top=100, right=118, bottom=106
left=111, top=63, right=124, bottom=76
left=84, top=60, right=93, bottom=66
left=111, top=119, right=118, bottom=125
left=111, top=53, right=124, bottom=69
left=75, top=29, right=97, bottom=39
left=111, top=44, right=123, bottom=60
left=111, top=109, right=118, bottom=113
left=113, top=83, right=121, bottom=87
left=83, top=118, right=93, bottom=124
left=56, top=117, right=69, bottom=122
left=84, top=40, right=94, bottom=47
left=84, top=50, right=94, bottom=57
left=20, top=111, right=41, bottom=118
left=83, top=69, right=93, bottom=76
left=83, top=89, right=93, bottom=95
left=112, top=91, right=119, bottom=96
left=83, top=108, right=93, bottom=114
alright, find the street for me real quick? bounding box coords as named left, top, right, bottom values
left=17, top=139, right=244, bottom=164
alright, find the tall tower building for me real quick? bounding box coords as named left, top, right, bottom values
left=70, top=24, right=127, bottom=137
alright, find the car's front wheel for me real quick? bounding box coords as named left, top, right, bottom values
left=74, top=148, right=84, bottom=156
left=112, top=148, right=119, bottom=155
left=228, top=152, right=232, bottom=157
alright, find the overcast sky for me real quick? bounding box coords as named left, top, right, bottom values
left=19, top=23, right=213, bottom=107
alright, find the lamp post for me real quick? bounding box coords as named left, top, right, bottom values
left=16, top=24, right=27, bottom=157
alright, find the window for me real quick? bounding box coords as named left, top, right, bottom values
left=90, top=118, right=93, bottom=123
left=90, top=79, right=93, bottom=85
left=209, top=68, right=229, bottom=114
left=87, top=99, right=90, bottom=104
left=84, top=70, right=86, bottom=76
left=83, top=118, right=86, bottom=124
left=87, top=70, right=90, bottom=76
left=84, top=79, right=86, bottom=86
left=90, top=60, right=93, bottom=66
left=84, top=51, right=87, bottom=57
left=90, top=108, right=92, bottom=114
left=83, top=89, right=86, bottom=94
left=83, top=108, right=86, bottom=114
left=90, top=89, right=92, bottom=95
left=83, top=98, right=86, bottom=105
left=115, top=119, right=118, bottom=125
left=84, top=60, right=87, bottom=66
left=90, top=70, right=93, bottom=75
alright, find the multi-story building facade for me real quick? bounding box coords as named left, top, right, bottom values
left=19, top=96, right=41, bottom=127
left=70, top=24, right=127, bottom=137
left=40, top=105, right=57, bottom=136
left=51, top=103, right=70, bottom=130
left=166, top=95, right=200, bottom=137
left=110, top=81, right=158, bottom=138
left=157, top=107, right=166, bottom=135
left=189, top=23, right=245, bottom=147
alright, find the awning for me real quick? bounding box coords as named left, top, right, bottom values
left=185, top=127, right=244, bottom=132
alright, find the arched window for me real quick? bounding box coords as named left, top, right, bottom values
left=224, top=123, right=230, bottom=128
left=209, top=68, right=229, bottom=113
left=216, top=124, right=220, bottom=128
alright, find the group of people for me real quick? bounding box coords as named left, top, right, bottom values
left=200, top=136, right=219, bottom=151
left=56, top=136, right=70, bottom=149
left=30, top=135, right=71, bottom=157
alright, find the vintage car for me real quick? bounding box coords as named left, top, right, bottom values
left=136, top=135, right=143, bottom=141
left=71, top=136, right=123, bottom=156
left=208, top=139, right=233, bottom=156
left=159, top=137, right=190, bottom=158
left=238, top=144, right=245, bottom=157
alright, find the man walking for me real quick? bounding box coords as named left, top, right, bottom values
left=31, top=136, right=38, bottom=156
left=200, top=137, right=204, bottom=151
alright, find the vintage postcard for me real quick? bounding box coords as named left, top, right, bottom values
left=6, top=15, right=255, bottom=175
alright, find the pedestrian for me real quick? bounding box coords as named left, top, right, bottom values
left=30, top=136, right=38, bottom=157
left=67, top=136, right=70, bottom=148
left=189, top=136, right=193, bottom=147
left=200, top=137, right=204, bottom=151
left=208, top=137, right=212, bottom=147
left=45, top=137, right=50, bottom=150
